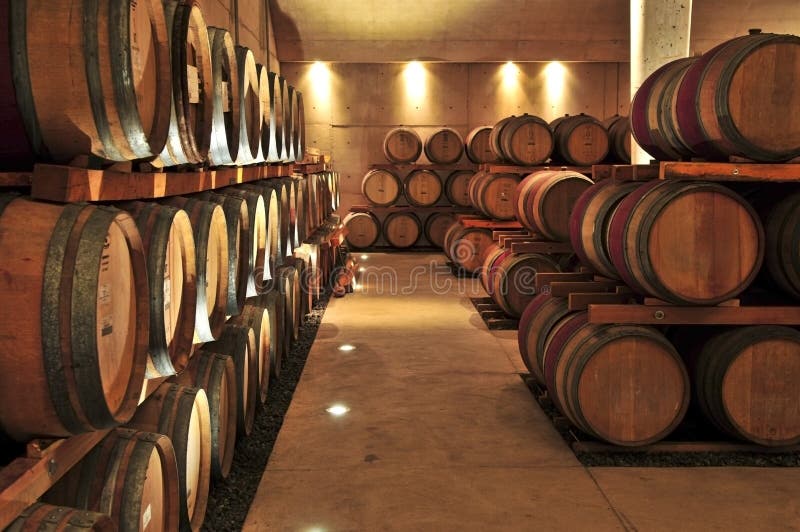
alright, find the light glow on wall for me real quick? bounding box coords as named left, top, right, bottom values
left=310, top=61, right=331, bottom=101
left=544, top=61, right=566, bottom=105
left=501, top=61, right=519, bottom=88
left=404, top=61, right=427, bottom=103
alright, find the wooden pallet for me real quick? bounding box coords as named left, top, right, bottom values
left=470, top=297, right=519, bottom=329
left=0, top=162, right=297, bottom=202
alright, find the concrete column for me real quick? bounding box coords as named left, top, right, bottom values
left=630, top=0, right=692, bottom=163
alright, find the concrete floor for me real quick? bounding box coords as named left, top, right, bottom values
left=244, top=253, right=800, bottom=531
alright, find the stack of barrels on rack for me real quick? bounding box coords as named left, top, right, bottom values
left=0, top=170, right=341, bottom=530
left=516, top=173, right=800, bottom=448
left=0, top=0, right=305, bottom=170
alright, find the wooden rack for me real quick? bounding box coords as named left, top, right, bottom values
left=349, top=204, right=475, bottom=214
left=369, top=163, right=476, bottom=172
left=593, top=161, right=800, bottom=183
left=478, top=163, right=593, bottom=175
left=0, top=161, right=324, bottom=203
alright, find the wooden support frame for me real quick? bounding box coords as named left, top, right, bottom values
left=587, top=304, right=800, bottom=325
left=659, top=161, right=800, bottom=182
left=477, top=163, right=593, bottom=175
left=368, top=163, right=477, bottom=172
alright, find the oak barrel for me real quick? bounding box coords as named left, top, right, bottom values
left=276, top=76, right=291, bottom=162
left=206, top=27, right=240, bottom=166
left=489, top=252, right=559, bottom=318
left=248, top=290, right=285, bottom=380
left=465, top=125, right=498, bottom=164
left=763, top=191, right=800, bottom=298
left=498, top=114, right=554, bottom=165
left=383, top=212, right=422, bottom=248
left=688, top=326, right=800, bottom=446
left=252, top=64, right=270, bottom=163
left=568, top=179, right=639, bottom=279
left=469, top=171, right=521, bottom=220
left=488, top=115, right=516, bottom=161
left=543, top=313, right=690, bottom=446
left=405, top=169, right=443, bottom=207
left=344, top=212, right=381, bottom=249
left=202, top=324, right=258, bottom=438
left=228, top=303, right=273, bottom=403
left=218, top=187, right=267, bottom=297
left=119, top=201, right=197, bottom=377
left=161, top=197, right=229, bottom=342
left=126, top=382, right=211, bottom=531
left=0, top=196, right=149, bottom=441
left=601, top=115, right=631, bottom=163
left=196, top=191, right=249, bottom=316
left=8, top=0, right=172, bottom=163
left=227, top=46, right=262, bottom=165
left=675, top=31, right=800, bottom=162
left=383, top=127, right=422, bottom=163
left=517, top=294, right=572, bottom=384
left=45, top=428, right=181, bottom=532
left=443, top=222, right=494, bottom=273
left=444, top=170, right=474, bottom=207
left=362, top=169, right=403, bottom=207
left=514, top=170, right=594, bottom=241
left=276, top=265, right=301, bottom=343
left=607, top=180, right=763, bottom=304
left=154, top=1, right=213, bottom=167
left=424, top=127, right=464, bottom=164
left=173, top=351, right=237, bottom=481
left=6, top=503, right=115, bottom=532
left=295, top=91, right=306, bottom=163
left=264, top=71, right=284, bottom=162
left=239, top=184, right=281, bottom=285
left=550, top=113, right=610, bottom=166
left=284, top=85, right=297, bottom=162
left=424, top=213, right=456, bottom=248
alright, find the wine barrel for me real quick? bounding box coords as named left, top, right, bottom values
left=543, top=313, right=690, bottom=446
left=362, top=169, right=403, bottom=207
left=248, top=290, right=285, bottom=379
left=383, top=212, right=422, bottom=248
left=285, top=85, right=297, bottom=162
left=228, top=46, right=261, bottom=165
left=202, top=324, right=258, bottom=438
left=601, top=115, right=631, bottom=163
left=444, top=170, right=474, bottom=207
left=568, top=180, right=639, bottom=279
left=488, top=115, right=516, bottom=161
left=240, top=181, right=286, bottom=276
left=161, top=197, right=229, bottom=342
left=443, top=222, right=494, bottom=273
left=154, top=1, right=213, bottom=167
left=465, top=125, right=498, bottom=164
left=218, top=187, right=267, bottom=297
left=550, top=114, right=610, bottom=166
left=514, top=170, right=594, bottom=242
left=675, top=31, right=800, bottom=162
left=44, top=428, right=181, bottom=532
left=688, top=326, right=800, bottom=446
left=119, top=201, right=197, bottom=377
left=607, top=180, right=763, bottom=304
left=344, top=212, right=381, bottom=249
left=290, top=255, right=313, bottom=321
left=498, top=114, right=554, bottom=165
left=424, top=213, right=456, bottom=248
left=126, top=382, right=211, bottom=531
left=276, top=265, right=301, bottom=343
left=6, top=503, right=115, bottom=532
left=424, top=127, right=464, bottom=164
left=288, top=86, right=303, bottom=161
left=277, top=76, right=291, bottom=162
left=196, top=191, right=249, bottom=316
left=228, top=304, right=272, bottom=403
left=173, top=351, right=237, bottom=481
left=286, top=178, right=300, bottom=249
left=0, top=196, right=148, bottom=441
left=763, top=192, right=800, bottom=298
left=490, top=253, right=559, bottom=318
left=517, top=294, right=572, bottom=384
left=479, top=243, right=509, bottom=295
left=469, top=172, right=521, bottom=220
left=383, top=127, right=422, bottom=163
left=630, top=57, right=698, bottom=162
left=405, top=169, right=443, bottom=207
left=6, top=0, right=171, bottom=163
left=206, top=27, right=240, bottom=166
left=294, top=178, right=308, bottom=245
left=264, top=71, right=284, bottom=162
left=296, top=91, right=306, bottom=162
left=253, top=64, right=269, bottom=163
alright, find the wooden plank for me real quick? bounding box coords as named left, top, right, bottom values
left=549, top=281, right=620, bottom=297
left=478, top=164, right=593, bottom=175
left=369, top=163, right=476, bottom=172
left=499, top=235, right=534, bottom=247
left=535, top=272, right=594, bottom=291
left=571, top=440, right=800, bottom=454
left=660, top=161, right=800, bottom=182
left=511, top=241, right=573, bottom=254
left=612, top=164, right=659, bottom=181
left=292, top=163, right=325, bottom=175
left=351, top=205, right=476, bottom=214
left=588, top=304, right=800, bottom=325
left=492, top=230, right=527, bottom=241
left=0, top=172, right=32, bottom=187
left=459, top=219, right=522, bottom=229
left=591, top=165, right=613, bottom=181
left=568, top=292, right=633, bottom=311
left=642, top=297, right=740, bottom=307
left=0, top=430, right=110, bottom=529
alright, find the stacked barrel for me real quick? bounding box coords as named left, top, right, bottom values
left=0, top=166, right=339, bottom=527
left=0, top=0, right=305, bottom=170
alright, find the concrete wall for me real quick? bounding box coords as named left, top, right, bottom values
left=280, top=61, right=630, bottom=215
left=197, top=0, right=279, bottom=72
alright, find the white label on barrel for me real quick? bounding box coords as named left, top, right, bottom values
left=142, top=503, right=152, bottom=529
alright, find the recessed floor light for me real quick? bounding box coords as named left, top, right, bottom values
left=326, top=405, right=349, bottom=416
left=360, top=254, right=368, bottom=260
left=338, top=344, right=356, bottom=352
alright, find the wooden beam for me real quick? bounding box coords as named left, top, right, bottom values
left=660, top=161, right=800, bottom=182
left=588, top=304, right=800, bottom=325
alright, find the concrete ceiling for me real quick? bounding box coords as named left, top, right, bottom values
left=270, top=0, right=800, bottom=63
